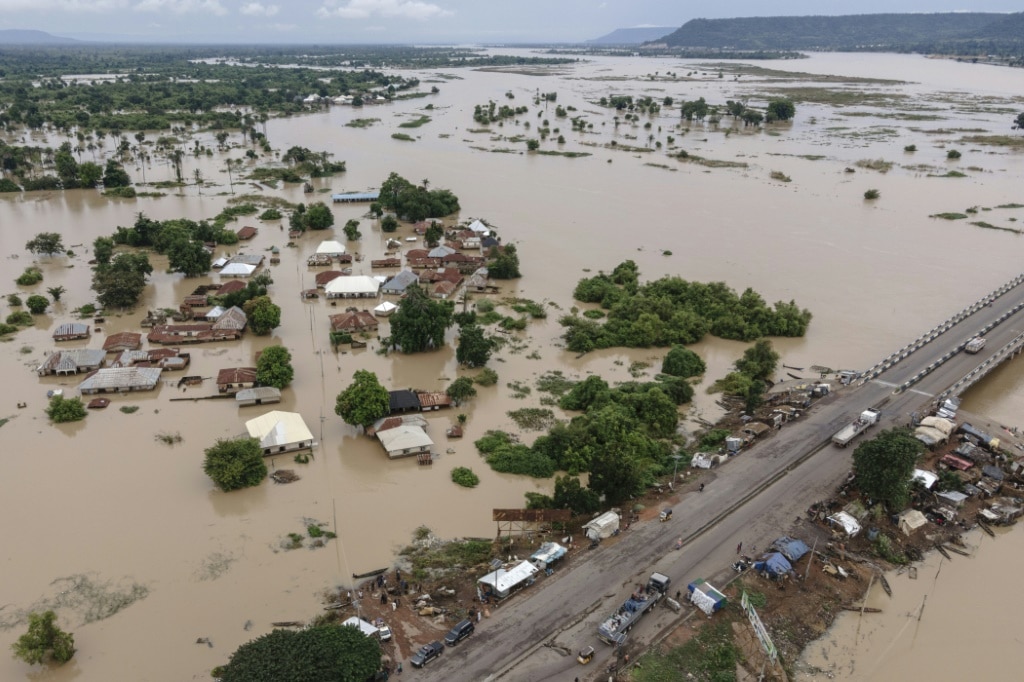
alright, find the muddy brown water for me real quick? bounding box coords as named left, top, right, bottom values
left=1, top=51, right=1023, bottom=679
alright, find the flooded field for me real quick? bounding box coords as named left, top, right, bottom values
left=1, top=50, right=1023, bottom=679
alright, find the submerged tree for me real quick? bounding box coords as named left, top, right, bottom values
left=12, top=611, right=75, bottom=665
left=255, top=345, right=294, bottom=390
left=389, top=285, right=454, bottom=353
left=335, top=370, right=389, bottom=429
left=203, top=437, right=267, bottom=492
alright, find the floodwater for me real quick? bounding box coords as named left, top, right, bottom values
left=1, top=50, right=1023, bottom=679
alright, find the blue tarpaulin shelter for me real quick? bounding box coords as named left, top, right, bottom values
left=754, top=552, right=793, bottom=579
left=772, top=536, right=810, bottom=562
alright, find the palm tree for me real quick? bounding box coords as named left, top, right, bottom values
left=194, top=168, right=203, bottom=196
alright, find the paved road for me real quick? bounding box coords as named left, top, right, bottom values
left=416, top=276, right=1024, bottom=682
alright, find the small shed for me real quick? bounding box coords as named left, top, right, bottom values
left=687, top=579, right=726, bottom=615
left=897, top=509, right=929, bottom=536
left=373, top=301, right=398, bottom=317
left=771, top=536, right=810, bottom=562
left=236, top=387, right=282, bottom=407
left=53, top=322, right=91, bottom=342
left=376, top=424, right=434, bottom=459
left=389, top=389, right=421, bottom=414
left=827, top=511, right=862, bottom=537
left=912, top=469, right=939, bottom=490
left=741, top=422, right=771, bottom=439
left=477, top=561, right=537, bottom=600
left=341, top=617, right=379, bottom=638
left=754, top=552, right=793, bottom=579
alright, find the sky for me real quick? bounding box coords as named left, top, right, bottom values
left=0, top=0, right=1020, bottom=44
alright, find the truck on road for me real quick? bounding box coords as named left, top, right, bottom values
left=965, top=337, right=987, bottom=354
left=832, top=408, right=882, bottom=448
left=597, top=572, right=671, bottom=645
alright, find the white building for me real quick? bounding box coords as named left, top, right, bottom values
left=245, top=410, right=314, bottom=456
left=324, top=275, right=380, bottom=299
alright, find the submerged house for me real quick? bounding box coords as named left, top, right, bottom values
left=376, top=424, right=434, bottom=459
left=329, top=310, right=379, bottom=334
left=235, top=387, right=282, bottom=407
left=381, top=269, right=420, bottom=296
left=324, top=275, right=380, bottom=299
left=78, top=367, right=162, bottom=394
left=245, top=411, right=314, bottom=456
left=102, top=332, right=143, bottom=352
left=53, top=322, right=91, bottom=342
left=217, top=367, right=258, bottom=394
left=37, top=349, right=107, bottom=377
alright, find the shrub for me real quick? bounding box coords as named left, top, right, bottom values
left=904, top=144, right=917, bottom=152
left=45, top=395, right=87, bottom=423
left=259, top=208, right=282, bottom=220
left=12, top=611, right=75, bottom=665
left=451, top=467, right=480, bottom=488
left=661, top=345, right=706, bottom=378
left=947, top=149, right=961, bottom=159
left=26, top=294, right=49, bottom=314
left=7, top=293, right=22, bottom=306
left=16, top=267, right=43, bottom=286
left=864, top=189, right=880, bottom=200
left=474, top=367, right=499, bottom=386
left=203, top=438, right=267, bottom=491
left=6, top=310, right=34, bottom=325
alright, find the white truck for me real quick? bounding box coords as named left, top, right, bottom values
left=965, top=337, right=986, bottom=354
left=832, top=408, right=881, bottom=448
left=596, top=572, right=671, bottom=645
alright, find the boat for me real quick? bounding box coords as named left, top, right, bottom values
left=352, top=567, right=388, bottom=580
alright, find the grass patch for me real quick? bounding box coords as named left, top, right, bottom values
left=959, top=135, right=1024, bottom=148
left=971, top=221, right=1023, bottom=235
left=119, top=406, right=140, bottom=414
left=345, top=118, right=380, bottom=128
left=398, top=115, right=431, bottom=128
left=536, top=371, right=576, bottom=397
left=535, top=150, right=591, bottom=158
left=995, top=203, right=1024, bottom=209
left=928, top=170, right=967, bottom=178
left=391, top=133, right=416, bottom=142
left=633, top=619, right=742, bottom=682
left=474, top=367, right=499, bottom=386
left=507, top=407, right=556, bottom=431
left=508, top=298, right=547, bottom=319
left=930, top=212, right=969, bottom=220
left=506, top=381, right=531, bottom=399
left=676, top=152, right=748, bottom=169
left=770, top=170, right=791, bottom=182
left=155, top=431, right=183, bottom=445
left=855, top=158, right=893, bottom=173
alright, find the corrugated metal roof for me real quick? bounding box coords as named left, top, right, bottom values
left=377, top=424, right=434, bottom=452
left=245, top=411, right=313, bottom=447
left=78, top=367, right=162, bottom=393
left=53, top=323, right=90, bottom=337
left=235, top=387, right=282, bottom=402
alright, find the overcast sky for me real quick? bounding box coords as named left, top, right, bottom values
left=0, top=0, right=1020, bottom=44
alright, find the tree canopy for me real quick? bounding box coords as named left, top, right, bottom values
left=735, top=339, right=780, bottom=382
left=446, top=376, right=478, bottom=406
left=215, top=623, right=381, bottom=682
left=379, top=172, right=460, bottom=222
left=92, top=252, right=152, bottom=309
left=853, top=428, right=924, bottom=509
left=243, top=296, right=281, bottom=335
left=388, top=284, right=454, bottom=353
left=335, top=370, right=389, bottom=429
left=766, top=99, right=796, bottom=122
left=45, top=395, right=86, bottom=423
left=25, top=232, right=64, bottom=256
left=12, top=611, right=75, bottom=666
left=487, top=243, right=521, bottom=279
left=25, top=294, right=49, bottom=314
left=256, top=345, right=294, bottom=390
left=456, top=323, right=493, bottom=368
left=661, top=345, right=706, bottom=378
left=562, top=261, right=811, bottom=352
left=203, top=438, right=267, bottom=492
left=303, top=202, right=335, bottom=230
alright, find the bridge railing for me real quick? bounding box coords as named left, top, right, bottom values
left=859, top=272, right=1024, bottom=384
left=931, top=331, right=1024, bottom=405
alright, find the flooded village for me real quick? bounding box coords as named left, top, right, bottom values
left=1, top=44, right=1024, bottom=682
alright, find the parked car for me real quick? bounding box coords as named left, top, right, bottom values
left=377, top=623, right=392, bottom=642
left=444, top=619, right=475, bottom=646
left=410, top=641, right=444, bottom=668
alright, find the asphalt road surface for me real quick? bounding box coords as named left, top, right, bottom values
left=417, top=276, right=1024, bottom=682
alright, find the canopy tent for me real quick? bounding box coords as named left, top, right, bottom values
left=771, top=536, right=810, bottom=562
left=530, top=542, right=567, bottom=568
left=912, top=469, right=939, bottom=489
left=341, top=617, right=379, bottom=637
left=687, top=579, right=726, bottom=615
left=477, top=561, right=537, bottom=599
left=897, top=509, right=928, bottom=536
left=373, top=300, right=398, bottom=316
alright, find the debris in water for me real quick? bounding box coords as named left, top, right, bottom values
left=271, top=469, right=300, bottom=484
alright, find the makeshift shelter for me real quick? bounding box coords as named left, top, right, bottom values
left=827, top=511, right=862, bottom=537
left=583, top=511, right=620, bottom=541
left=771, top=536, right=810, bottom=562
left=754, top=553, right=793, bottom=579
left=341, top=617, right=379, bottom=638
left=477, top=561, right=537, bottom=600
left=912, top=469, right=939, bottom=490
left=687, top=579, right=726, bottom=615
left=897, top=509, right=928, bottom=536
left=530, top=542, right=567, bottom=569
left=373, top=300, right=398, bottom=317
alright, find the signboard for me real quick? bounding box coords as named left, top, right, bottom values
left=740, top=591, right=777, bottom=665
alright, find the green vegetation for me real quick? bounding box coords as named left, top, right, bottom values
left=388, top=285, right=454, bottom=353
left=256, top=345, right=294, bottom=390
left=770, top=170, right=792, bottom=182
left=661, top=345, right=707, bottom=378
left=634, top=620, right=741, bottom=682
left=12, top=611, right=75, bottom=666
left=904, top=144, right=917, bottom=152
left=562, top=260, right=811, bottom=352
left=391, top=133, right=416, bottom=142
left=971, top=221, right=1023, bottom=235
left=335, top=370, right=389, bottom=429
left=258, top=208, right=282, bottom=220
left=474, top=367, right=499, bottom=386
left=399, top=115, right=432, bottom=128
left=25, top=295, right=49, bottom=314
left=853, top=428, right=924, bottom=509
left=213, top=623, right=380, bottom=682
left=25, top=232, right=65, bottom=257
left=946, top=149, right=962, bottom=159
left=203, top=438, right=267, bottom=492
left=119, top=406, right=140, bottom=414
left=487, top=243, right=522, bottom=279
left=931, top=212, right=969, bottom=220
left=92, top=252, right=153, bottom=309
left=451, top=467, right=480, bottom=488
left=243, top=296, right=281, bottom=335
left=5, top=311, right=33, bottom=326
left=507, top=408, right=557, bottom=431
left=473, top=100, right=528, bottom=125
left=475, top=430, right=556, bottom=478
left=456, top=323, right=494, bottom=368
left=864, top=189, right=881, bottom=200
left=446, top=376, right=478, bottom=406
left=378, top=172, right=459, bottom=221
left=45, top=395, right=87, bottom=423
left=710, top=339, right=780, bottom=411
left=15, top=267, right=43, bottom=286
left=345, top=118, right=381, bottom=128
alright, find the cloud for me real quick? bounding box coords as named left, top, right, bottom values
left=317, top=0, right=451, bottom=21
left=0, top=0, right=128, bottom=10
left=239, top=1, right=278, bottom=16
left=133, top=0, right=227, bottom=15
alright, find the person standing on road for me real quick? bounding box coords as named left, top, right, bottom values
left=699, top=483, right=705, bottom=492
left=737, top=542, right=743, bottom=554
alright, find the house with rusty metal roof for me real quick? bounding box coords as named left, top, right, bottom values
left=432, top=280, right=458, bottom=299
left=217, top=367, right=258, bottom=394
left=212, top=306, right=247, bottom=332
left=236, top=225, right=258, bottom=240
left=52, top=322, right=90, bottom=342
left=102, top=331, right=143, bottom=352
left=78, top=367, right=162, bottom=394
left=36, top=349, right=107, bottom=376
left=216, top=280, right=247, bottom=295
left=329, top=310, right=379, bottom=334
left=417, top=392, right=452, bottom=411
left=315, top=270, right=347, bottom=288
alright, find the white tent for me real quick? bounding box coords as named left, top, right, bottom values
left=341, top=617, right=379, bottom=637
left=583, top=511, right=620, bottom=540
left=467, top=219, right=490, bottom=235
left=898, top=509, right=928, bottom=536
left=477, top=561, right=537, bottom=599
left=373, top=301, right=398, bottom=317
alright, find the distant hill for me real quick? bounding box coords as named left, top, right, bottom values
left=0, top=29, right=80, bottom=45
left=658, top=13, right=1024, bottom=52
left=588, top=27, right=676, bottom=45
